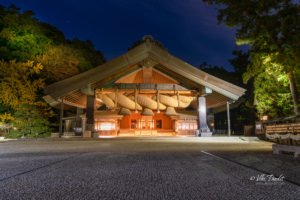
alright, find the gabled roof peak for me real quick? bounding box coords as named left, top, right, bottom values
left=142, top=35, right=154, bottom=42
left=128, top=35, right=167, bottom=52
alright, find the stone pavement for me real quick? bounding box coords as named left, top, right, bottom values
left=0, top=137, right=299, bottom=200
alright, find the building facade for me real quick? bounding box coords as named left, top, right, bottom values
left=44, top=36, right=245, bottom=137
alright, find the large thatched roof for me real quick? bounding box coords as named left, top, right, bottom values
left=43, top=36, right=245, bottom=110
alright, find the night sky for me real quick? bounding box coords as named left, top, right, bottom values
left=0, top=0, right=242, bottom=71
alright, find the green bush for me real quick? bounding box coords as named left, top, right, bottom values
left=11, top=104, right=51, bottom=138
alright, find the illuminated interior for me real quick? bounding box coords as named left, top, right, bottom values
left=177, top=120, right=198, bottom=130
left=95, top=122, right=116, bottom=131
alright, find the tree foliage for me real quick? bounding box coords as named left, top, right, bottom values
left=12, top=104, right=51, bottom=138
left=68, top=39, right=105, bottom=72
left=205, top=0, right=300, bottom=117
left=254, top=69, right=293, bottom=117
left=0, top=5, right=55, bottom=61
left=0, top=60, right=44, bottom=110
left=0, top=112, right=14, bottom=136
left=0, top=5, right=105, bottom=82
left=199, top=62, right=241, bottom=86
left=36, top=45, right=80, bottom=82
left=0, top=60, right=54, bottom=137
left=0, top=4, right=106, bottom=137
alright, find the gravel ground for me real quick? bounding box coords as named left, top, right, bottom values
left=0, top=137, right=299, bottom=200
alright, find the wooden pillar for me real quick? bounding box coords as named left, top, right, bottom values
left=59, top=98, right=64, bottom=136
left=81, top=117, right=87, bottom=135
left=80, top=84, right=95, bottom=137
left=198, top=96, right=212, bottom=136
left=86, top=94, right=95, bottom=133
left=75, top=107, right=83, bottom=127
left=75, top=107, right=83, bottom=136
left=227, top=101, right=231, bottom=136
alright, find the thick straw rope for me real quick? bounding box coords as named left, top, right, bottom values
left=107, top=93, right=142, bottom=110
left=137, top=95, right=166, bottom=110
left=172, top=95, right=195, bottom=103
left=158, top=94, right=179, bottom=107
left=97, top=94, right=115, bottom=108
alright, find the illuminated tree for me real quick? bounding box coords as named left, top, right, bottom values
left=0, top=4, right=106, bottom=137
left=0, top=6, right=53, bottom=61
left=0, top=60, right=44, bottom=110
left=36, top=45, right=80, bottom=82
left=0, top=60, right=54, bottom=137
left=0, top=5, right=105, bottom=83
left=67, top=39, right=105, bottom=72
left=204, top=0, right=300, bottom=116
left=13, top=104, right=50, bottom=138
left=0, top=112, right=14, bottom=135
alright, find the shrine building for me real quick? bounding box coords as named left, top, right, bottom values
left=43, top=36, right=245, bottom=137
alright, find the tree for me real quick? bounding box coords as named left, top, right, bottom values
left=0, top=60, right=54, bottom=137
left=12, top=104, right=50, bottom=138
left=36, top=41, right=106, bottom=82
left=0, top=112, right=14, bottom=136
left=0, top=4, right=106, bottom=137
left=0, top=5, right=106, bottom=82
left=204, top=0, right=300, bottom=116
left=0, top=60, right=44, bottom=110
left=228, top=50, right=257, bottom=125
left=68, top=39, right=105, bottom=72
left=253, top=70, right=293, bottom=117
left=198, top=62, right=241, bottom=86
left=36, top=45, right=80, bottom=82
left=229, top=50, right=250, bottom=84
left=0, top=6, right=52, bottom=61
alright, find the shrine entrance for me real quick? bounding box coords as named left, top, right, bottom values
left=135, top=116, right=157, bottom=136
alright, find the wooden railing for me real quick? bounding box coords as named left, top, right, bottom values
left=265, top=123, right=300, bottom=145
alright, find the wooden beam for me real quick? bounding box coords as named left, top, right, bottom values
left=63, top=99, right=85, bottom=108
left=95, top=89, right=194, bottom=95
left=93, top=65, right=140, bottom=89
left=207, top=101, right=227, bottom=109
left=154, top=65, right=202, bottom=90
left=114, top=83, right=189, bottom=91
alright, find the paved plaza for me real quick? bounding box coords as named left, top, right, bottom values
left=0, top=137, right=299, bottom=200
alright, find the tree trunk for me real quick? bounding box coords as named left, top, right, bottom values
left=288, top=71, right=300, bottom=116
